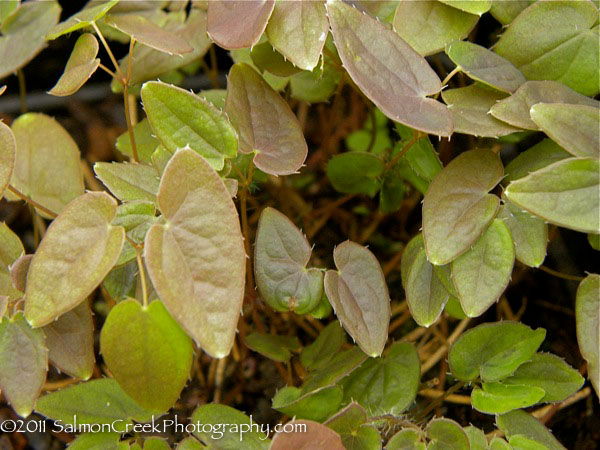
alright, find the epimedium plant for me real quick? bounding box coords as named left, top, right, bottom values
left=0, top=0, right=598, bottom=449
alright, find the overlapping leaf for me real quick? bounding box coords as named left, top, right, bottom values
left=496, top=410, right=566, bottom=450
left=94, top=162, right=160, bottom=203
left=272, top=385, right=343, bottom=423
left=439, top=0, right=491, bottom=15
left=46, top=0, right=117, bottom=40
left=426, top=418, right=469, bottom=450
left=115, top=118, right=158, bottom=164
left=49, top=33, right=100, bottom=97
left=143, top=149, right=246, bottom=358
left=472, top=382, right=545, bottom=414
left=504, top=139, right=571, bottom=183
left=327, top=152, right=384, bottom=197
left=0, top=121, right=15, bottom=198
left=244, top=332, right=301, bottom=363
left=326, top=0, right=452, bottom=136
left=271, top=420, right=344, bottom=450
left=0, top=222, right=23, bottom=301
left=207, top=0, right=274, bottom=49
left=325, top=402, right=381, bottom=450
left=300, top=321, right=346, bottom=371
left=387, top=429, right=425, bottom=450
left=576, top=274, right=599, bottom=397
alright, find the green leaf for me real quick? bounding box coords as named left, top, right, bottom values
left=290, top=58, right=340, bottom=103
left=143, top=438, right=170, bottom=450
left=505, top=158, right=600, bottom=234
left=576, top=274, right=600, bottom=398
left=489, top=0, right=534, bottom=25
left=494, top=0, right=599, bottom=96
left=423, top=149, right=503, bottom=265
left=472, top=382, right=545, bottom=414
left=327, top=152, right=385, bottom=197
left=425, top=418, right=469, bottom=450
left=0, top=1, right=60, bottom=79
left=0, top=1, right=19, bottom=24
left=24, top=192, right=125, bottom=327
left=400, top=135, right=443, bottom=185
left=9, top=113, right=84, bottom=218
left=301, top=346, right=367, bottom=394
left=144, top=149, right=245, bottom=358
left=114, top=201, right=157, bottom=244
left=141, top=81, right=237, bottom=171
left=503, top=352, right=584, bottom=403
left=176, top=438, right=204, bottom=450
left=489, top=436, right=512, bottom=450
left=8, top=253, right=30, bottom=293
left=588, top=233, right=600, bottom=251
left=0, top=121, right=15, bottom=199
left=464, top=426, right=488, bottom=450
left=393, top=0, right=478, bottom=56
left=270, top=419, right=344, bottom=450
left=68, top=432, right=121, bottom=450
left=104, top=13, right=193, bottom=55
left=379, top=166, right=407, bottom=214
left=499, top=197, right=547, bottom=268
left=191, top=404, right=270, bottom=449
left=272, top=385, right=343, bottom=423
left=504, top=139, right=571, bottom=183
left=224, top=63, right=307, bottom=175
left=324, top=241, right=391, bottom=357
left=496, top=409, right=566, bottom=450
left=387, top=428, right=426, bottom=450
left=326, top=0, right=452, bottom=136
left=115, top=118, right=159, bottom=164
left=490, top=80, right=599, bottom=130
left=103, top=260, right=138, bottom=302
left=100, top=299, right=193, bottom=412
left=46, top=0, right=117, bottom=40
left=35, top=378, right=156, bottom=431
left=310, top=290, right=333, bottom=319
left=244, top=332, right=301, bottom=363
left=0, top=222, right=23, bottom=301
left=451, top=219, right=515, bottom=317
left=300, top=321, right=346, bottom=371
left=94, top=162, right=160, bottom=203
left=249, top=41, right=302, bottom=77
left=530, top=103, right=600, bottom=158
left=441, top=85, right=522, bottom=137
left=340, top=341, right=420, bottom=415
left=446, top=41, right=525, bottom=93
left=229, top=47, right=290, bottom=92
left=508, top=435, right=551, bottom=450
left=49, top=33, right=100, bottom=97
left=0, top=312, right=47, bottom=417
left=449, top=321, right=546, bottom=382
left=439, top=0, right=491, bottom=15
left=44, top=302, right=94, bottom=380
left=325, top=402, right=382, bottom=450
left=266, top=0, right=328, bottom=71
left=254, top=207, right=323, bottom=314
left=207, top=0, right=274, bottom=50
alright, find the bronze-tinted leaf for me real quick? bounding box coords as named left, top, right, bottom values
left=207, top=0, right=274, bottom=49
left=270, top=419, right=345, bottom=450
left=0, top=121, right=15, bottom=198
left=49, top=33, right=100, bottom=97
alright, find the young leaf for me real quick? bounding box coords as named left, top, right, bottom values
left=529, top=103, right=600, bottom=159
left=25, top=192, right=125, bottom=327
left=326, top=0, right=452, bottom=136
left=449, top=321, right=546, bottom=382
left=446, top=41, right=526, bottom=93
left=441, top=85, right=521, bottom=137
left=0, top=121, right=15, bottom=198
left=191, top=404, right=270, bottom=449
left=250, top=42, right=303, bottom=77
left=44, top=302, right=95, bottom=380
left=387, top=428, right=425, bottom=450
left=94, top=162, right=160, bottom=203
left=576, top=274, right=599, bottom=398
left=115, top=118, right=158, bottom=164
left=301, top=347, right=367, bottom=394
left=113, top=201, right=157, bottom=244
left=327, top=152, right=385, bottom=197
left=49, top=33, right=100, bottom=97
left=254, top=207, right=323, bottom=314
left=35, top=378, right=156, bottom=431
left=9, top=254, right=31, bottom=293
left=103, top=260, right=138, bottom=302
left=9, top=113, right=84, bottom=218
left=244, top=332, right=301, bottom=363
left=422, top=149, right=503, bottom=265
left=325, top=402, right=382, bottom=450
left=0, top=1, right=61, bottom=79
left=0, top=312, right=47, bottom=417
left=489, top=436, right=512, bottom=450
left=393, top=0, right=478, bottom=56
left=46, top=0, right=118, bottom=40
left=503, top=353, right=584, bottom=403
left=498, top=197, right=548, bottom=268
left=494, top=0, right=599, bottom=96
left=451, top=219, right=515, bottom=318
left=324, top=241, right=391, bottom=357
left=505, top=158, right=600, bottom=234
left=490, top=81, right=599, bottom=130
left=508, top=435, right=549, bottom=450
left=104, top=13, right=193, bottom=55
left=224, top=63, right=307, bottom=175
left=300, top=321, right=346, bottom=371
left=144, top=148, right=246, bottom=358
left=100, top=299, right=193, bottom=412
left=426, top=418, right=469, bottom=450
left=140, top=81, right=238, bottom=171
left=0, top=222, right=24, bottom=301
left=68, top=432, right=121, bottom=450
left=270, top=419, right=344, bottom=450
left=496, top=410, right=566, bottom=450
left=266, top=0, right=328, bottom=71
left=471, top=382, right=546, bottom=414
left=207, top=0, right=274, bottom=49
left=290, top=59, right=340, bottom=104
left=272, top=385, right=343, bottom=423
left=340, top=341, right=420, bottom=415
left=504, top=139, right=571, bottom=183
left=464, top=426, right=488, bottom=450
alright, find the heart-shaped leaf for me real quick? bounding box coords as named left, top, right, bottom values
left=144, top=148, right=245, bottom=357
left=576, top=274, right=599, bottom=398
left=225, top=63, right=307, bottom=175
left=244, top=332, right=301, bottom=363
left=272, top=385, right=343, bottom=423
left=426, top=418, right=469, bottom=450
left=387, top=428, right=425, bottom=450
left=300, top=321, right=346, bottom=371
left=326, top=0, right=452, bottom=136
left=207, top=0, right=274, bottom=49
left=49, top=33, right=100, bottom=97
left=504, top=139, right=571, bottom=183
left=325, top=402, right=382, bottom=450
left=0, top=223, right=23, bottom=302
left=24, top=192, right=125, bottom=327
left=100, top=299, right=193, bottom=412
left=94, top=162, right=160, bottom=203
left=451, top=219, right=515, bottom=318
left=423, top=149, right=503, bottom=265
left=324, top=241, right=391, bottom=357
left=327, top=152, right=385, bottom=197
left=464, top=426, right=487, bottom=450
left=46, top=0, right=117, bottom=40
left=471, top=382, right=545, bottom=414
left=505, top=158, right=600, bottom=233
left=301, top=346, right=367, bottom=394
left=496, top=410, right=566, bottom=450
left=0, top=121, right=15, bottom=198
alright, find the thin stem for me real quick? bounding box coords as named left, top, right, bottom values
left=208, top=45, right=219, bottom=88
left=385, top=132, right=421, bottom=171
left=441, top=66, right=461, bottom=88
left=123, top=39, right=139, bottom=163
left=92, top=22, right=125, bottom=81
left=98, top=63, right=116, bottom=78
left=17, top=69, right=27, bottom=113
left=213, top=357, right=227, bottom=403
left=8, top=185, right=58, bottom=218
left=416, top=380, right=468, bottom=420
left=538, top=265, right=585, bottom=282
left=135, top=246, right=149, bottom=308
left=365, top=108, right=377, bottom=153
